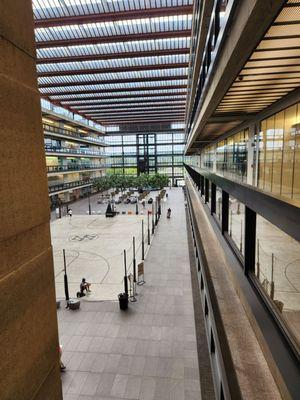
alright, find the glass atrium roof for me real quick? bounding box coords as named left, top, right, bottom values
left=33, top=0, right=193, bottom=124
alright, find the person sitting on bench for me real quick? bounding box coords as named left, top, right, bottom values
left=77, top=278, right=91, bottom=297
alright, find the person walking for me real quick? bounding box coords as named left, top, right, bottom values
left=167, top=208, right=171, bottom=218
left=68, top=208, right=72, bottom=223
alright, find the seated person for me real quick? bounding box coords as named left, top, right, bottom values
left=79, top=278, right=91, bottom=297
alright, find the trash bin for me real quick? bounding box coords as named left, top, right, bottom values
left=118, top=293, right=128, bottom=311
left=67, top=299, right=80, bottom=310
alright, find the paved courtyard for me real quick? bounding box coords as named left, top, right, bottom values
left=57, top=188, right=202, bottom=400
left=51, top=191, right=165, bottom=301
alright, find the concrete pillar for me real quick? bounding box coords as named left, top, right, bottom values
left=0, top=1, right=63, bottom=399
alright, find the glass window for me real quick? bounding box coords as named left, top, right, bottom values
left=215, top=187, right=222, bottom=224
left=293, top=104, right=300, bottom=202
left=255, top=214, right=300, bottom=347
left=228, top=195, right=245, bottom=256
left=257, top=102, right=300, bottom=204
left=282, top=105, right=297, bottom=199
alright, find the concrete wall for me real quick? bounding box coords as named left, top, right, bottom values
left=0, top=1, right=63, bottom=399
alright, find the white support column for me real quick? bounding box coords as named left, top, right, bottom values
left=212, top=145, right=217, bottom=173
left=247, top=124, right=256, bottom=186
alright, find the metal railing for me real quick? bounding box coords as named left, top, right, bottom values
left=187, top=0, right=232, bottom=133
left=48, top=179, right=93, bottom=194
left=43, top=123, right=106, bottom=145
left=47, top=164, right=105, bottom=173
left=45, top=146, right=105, bottom=157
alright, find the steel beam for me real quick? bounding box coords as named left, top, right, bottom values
left=84, top=106, right=185, bottom=114
left=61, top=98, right=186, bottom=106
left=36, top=30, right=192, bottom=49
left=37, top=48, right=190, bottom=64
left=35, top=5, right=193, bottom=28
left=37, top=63, right=189, bottom=77
left=44, top=92, right=187, bottom=101
left=86, top=111, right=186, bottom=118
left=99, top=118, right=185, bottom=124
left=94, top=112, right=185, bottom=120
left=40, top=84, right=187, bottom=96
left=71, top=101, right=186, bottom=110
left=38, top=75, right=188, bottom=88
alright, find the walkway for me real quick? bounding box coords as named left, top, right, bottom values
left=58, top=188, right=202, bottom=400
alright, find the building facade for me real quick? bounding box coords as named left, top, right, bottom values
left=106, top=124, right=185, bottom=185
left=42, top=108, right=106, bottom=208
left=185, top=0, right=300, bottom=398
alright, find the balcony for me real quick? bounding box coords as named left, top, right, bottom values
left=43, top=123, right=107, bottom=146
left=47, top=164, right=105, bottom=174
left=45, top=146, right=105, bottom=157
left=48, top=179, right=93, bottom=195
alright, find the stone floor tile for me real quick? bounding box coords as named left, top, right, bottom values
left=110, top=374, right=128, bottom=398
left=63, top=394, right=79, bottom=400
left=67, top=352, right=86, bottom=371
left=88, top=336, right=104, bottom=352
left=77, top=336, right=93, bottom=352
left=90, top=354, right=109, bottom=373
left=103, top=354, right=122, bottom=374
left=124, top=376, right=142, bottom=399
left=78, top=352, right=98, bottom=372
left=117, top=355, right=133, bottom=374
left=139, top=376, right=156, bottom=400
left=129, top=355, right=146, bottom=376
left=143, top=357, right=159, bottom=377
left=67, top=371, right=89, bottom=394
left=80, top=372, right=102, bottom=396
left=95, top=373, right=116, bottom=396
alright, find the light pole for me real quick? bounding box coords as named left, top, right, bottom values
left=142, top=220, right=145, bottom=260
left=63, top=249, right=69, bottom=302
left=88, top=190, right=91, bottom=215
left=123, top=249, right=128, bottom=296
left=158, top=196, right=161, bottom=218
left=152, top=203, right=155, bottom=234
left=147, top=212, right=150, bottom=245
left=133, top=236, right=136, bottom=284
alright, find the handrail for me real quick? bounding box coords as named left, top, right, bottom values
left=47, top=164, right=105, bottom=173
left=48, top=179, right=93, bottom=193
left=185, top=180, right=233, bottom=399
left=43, top=123, right=106, bottom=145
left=45, top=146, right=104, bottom=156
left=186, top=0, right=232, bottom=133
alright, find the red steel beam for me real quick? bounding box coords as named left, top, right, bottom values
left=41, top=85, right=187, bottom=96
left=35, top=30, right=192, bottom=49
left=35, top=6, right=193, bottom=28
left=37, top=48, right=190, bottom=64
left=38, top=63, right=189, bottom=77
left=38, top=75, right=188, bottom=88
left=97, top=118, right=185, bottom=124
left=43, top=92, right=187, bottom=101
left=80, top=106, right=186, bottom=113
left=63, top=98, right=186, bottom=107
left=101, top=120, right=184, bottom=125
left=93, top=112, right=185, bottom=121
left=85, top=108, right=185, bottom=116
left=72, top=105, right=186, bottom=112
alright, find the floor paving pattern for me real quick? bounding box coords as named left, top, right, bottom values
left=58, top=188, right=202, bottom=400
